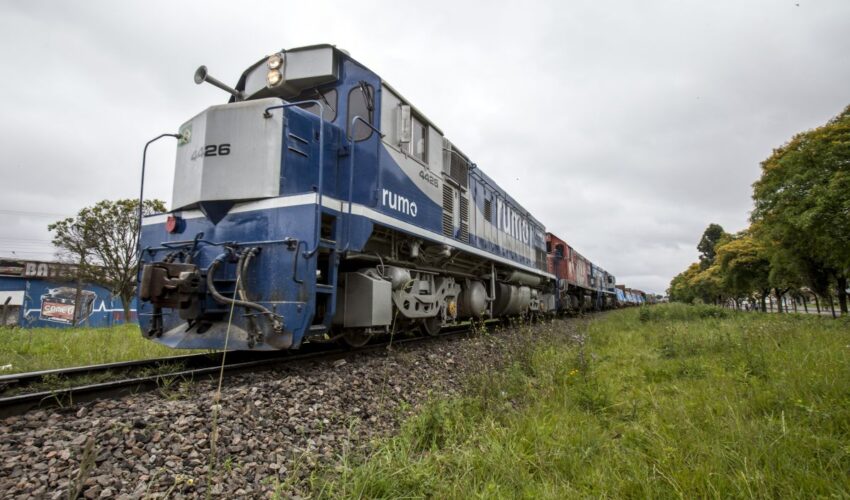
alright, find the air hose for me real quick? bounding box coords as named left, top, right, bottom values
left=206, top=252, right=283, bottom=335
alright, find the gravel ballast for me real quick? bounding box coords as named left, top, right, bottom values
left=0, top=319, right=584, bottom=498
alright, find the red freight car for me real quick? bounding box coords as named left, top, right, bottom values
left=546, top=233, right=590, bottom=288
left=546, top=233, right=573, bottom=283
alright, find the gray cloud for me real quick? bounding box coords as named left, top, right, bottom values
left=0, top=0, right=848, bottom=293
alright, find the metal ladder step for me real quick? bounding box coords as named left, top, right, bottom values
left=308, top=324, right=328, bottom=334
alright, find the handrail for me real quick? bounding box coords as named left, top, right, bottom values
left=144, top=236, right=298, bottom=254
left=137, top=133, right=180, bottom=255
left=342, top=115, right=385, bottom=252
left=442, top=147, right=474, bottom=171
left=347, top=114, right=385, bottom=141
left=263, top=100, right=325, bottom=258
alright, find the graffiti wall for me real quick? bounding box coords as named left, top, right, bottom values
left=0, top=259, right=136, bottom=328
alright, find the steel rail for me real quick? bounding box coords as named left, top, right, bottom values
left=0, top=351, right=224, bottom=393
left=0, top=323, right=483, bottom=418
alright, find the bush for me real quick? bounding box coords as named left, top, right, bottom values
left=639, top=303, right=731, bottom=322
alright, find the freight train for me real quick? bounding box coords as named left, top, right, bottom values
left=137, top=45, right=642, bottom=351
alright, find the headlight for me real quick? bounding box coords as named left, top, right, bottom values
left=267, top=69, right=282, bottom=87
left=267, top=53, right=283, bottom=70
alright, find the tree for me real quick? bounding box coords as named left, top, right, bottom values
left=765, top=247, right=804, bottom=313
left=668, top=261, right=727, bottom=305
left=48, top=208, right=101, bottom=325
left=697, top=223, right=728, bottom=270
left=50, top=199, right=166, bottom=321
left=668, top=263, right=701, bottom=303
left=691, top=262, right=725, bottom=305
left=752, top=105, right=850, bottom=314
left=715, top=230, right=771, bottom=311
left=796, top=257, right=835, bottom=316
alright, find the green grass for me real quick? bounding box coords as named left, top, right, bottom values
left=0, top=324, right=202, bottom=374
left=316, top=304, right=850, bottom=498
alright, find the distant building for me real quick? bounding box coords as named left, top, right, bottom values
left=0, top=259, right=136, bottom=328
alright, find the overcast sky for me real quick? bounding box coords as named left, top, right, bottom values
left=1, top=0, right=848, bottom=294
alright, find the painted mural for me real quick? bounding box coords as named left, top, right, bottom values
left=0, top=259, right=136, bottom=328
left=38, top=287, right=97, bottom=325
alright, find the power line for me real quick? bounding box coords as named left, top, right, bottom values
left=0, top=237, right=54, bottom=243
left=0, top=250, right=57, bottom=256
left=0, top=242, right=55, bottom=247
left=0, top=242, right=54, bottom=248
left=0, top=247, right=59, bottom=253
left=0, top=245, right=56, bottom=251
left=0, top=239, right=55, bottom=245
left=0, top=209, right=73, bottom=218
left=0, top=250, right=58, bottom=256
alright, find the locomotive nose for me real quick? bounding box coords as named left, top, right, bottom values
left=172, top=98, right=285, bottom=223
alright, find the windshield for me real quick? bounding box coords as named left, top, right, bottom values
left=292, top=87, right=337, bottom=121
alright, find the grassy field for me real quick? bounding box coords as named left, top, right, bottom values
left=0, top=324, right=202, bottom=374
left=317, top=304, right=850, bottom=498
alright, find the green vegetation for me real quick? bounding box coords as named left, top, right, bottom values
left=49, top=198, right=166, bottom=320
left=317, top=305, right=850, bottom=498
left=669, top=105, right=850, bottom=314
left=0, top=323, right=197, bottom=374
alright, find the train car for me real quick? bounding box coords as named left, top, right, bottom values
left=546, top=233, right=587, bottom=311
left=573, top=250, right=590, bottom=291
left=617, top=285, right=634, bottom=306
left=546, top=233, right=616, bottom=312
left=612, top=285, right=658, bottom=308
left=589, top=263, right=616, bottom=309
left=614, top=287, right=626, bottom=307
left=137, top=45, right=557, bottom=351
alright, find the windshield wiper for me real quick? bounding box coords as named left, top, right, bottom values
left=358, top=81, right=374, bottom=117
left=314, top=88, right=335, bottom=115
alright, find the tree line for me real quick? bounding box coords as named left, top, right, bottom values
left=668, top=105, right=849, bottom=316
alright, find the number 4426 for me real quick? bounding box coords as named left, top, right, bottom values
left=191, top=143, right=231, bottom=161
left=204, top=144, right=230, bottom=156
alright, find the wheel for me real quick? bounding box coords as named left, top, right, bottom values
left=342, top=329, right=371, bottom=348
left=420, top=316, right=442, bottom=336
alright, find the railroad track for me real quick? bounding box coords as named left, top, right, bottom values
left=0, top=324, right=480, bottom=418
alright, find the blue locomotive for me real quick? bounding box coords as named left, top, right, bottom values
left=137, top=45, right=624, bottom=351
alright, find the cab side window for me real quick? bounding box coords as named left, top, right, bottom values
left=411, top=115, right=428, bottom=163
left=348, top=82, right=374, bottom=141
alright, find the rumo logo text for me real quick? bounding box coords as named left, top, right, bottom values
left=496, top=199, right=531, bottom=243
left=382, top=189, right=418, bottom=217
